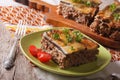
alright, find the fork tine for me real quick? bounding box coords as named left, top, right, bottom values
left=23, top=22, right=27, bottom=36
left=15, top=20, right=21, bottom=35
left=15, top=20, right=26, bottom=38
left=17, top=21, right=22, bottom=37
left=20, top=21, right=26, bottom=36
left=20, top=22, right=24, bottom=37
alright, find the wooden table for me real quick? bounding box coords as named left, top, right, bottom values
left=0, top=24, right=39, bottom=80
left=0, top=1, right=39, bottom=80
left=0, top=0, right=120, bottom=80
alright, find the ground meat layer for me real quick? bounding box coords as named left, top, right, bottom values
left=41, top=37, right=98, bottom=69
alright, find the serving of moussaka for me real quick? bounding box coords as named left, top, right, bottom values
left=90, top=1, right=120, bottom=42
left=57, top=0, right=101, bottom=26
left=40, top=28, right=99, bottom=69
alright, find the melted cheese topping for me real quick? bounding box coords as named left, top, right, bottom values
left=75, top=7, right=95, bottom=14
left=98, top=1, right=120, bottom=19
left=63, top=42, right=86, bottom=54
left=98, top=6, right=112, bottom=18
left=48, top=29, right=98, bottom=54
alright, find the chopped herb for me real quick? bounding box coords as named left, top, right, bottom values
left=63, top=28, right=69, bottom=34
left=63, top=29, right=73, bottom=43
left=71, top=46, right=75, bottom=51
left=85, top=1, right=92, bottom=7
left=66, top=34, right=73, bottom=43
left=110, top=3, right=116, bottom=11
left=73, top=30, right=83, bottom=42
left=53, top=33, right=60, bottom=40
left=113, top=13, right=120, bottom=21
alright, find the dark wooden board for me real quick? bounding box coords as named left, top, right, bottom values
left=28, top=0, right=120, bottom=49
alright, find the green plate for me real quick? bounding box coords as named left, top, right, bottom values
left=20, top=27, right=111, bottom=76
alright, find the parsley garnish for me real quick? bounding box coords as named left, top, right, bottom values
left=113, top=13, right=120, bottom=21
left=63, top=29, right=73, bottom=43
left=63, top=28, right=69, bottom=34
left=66, top=34, right=73, bottom=43
left=73, top=30, right=83, bottom=42
left=53, top=33, right=60, bottom=40
left=110, top=3, right=116, bottom=11
left=76, top=34, right=83, bottom=42
left=85, top=1, right=92, bottom=7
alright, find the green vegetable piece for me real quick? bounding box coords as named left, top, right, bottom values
left=76, top=34, right=83, bottom=42
left=73, top=30, right=83, bottom=42
left=53, top=33, right=60, bottom=40
left=66, top=34, right=73, bottom=43
left=63, top=28, right=69, bottom=34
left=85, top=1, right=92, bottom=7
left=63, top=29, right=73, bottom=43
left=113, top=13, right=120, bottom=21
left=110, top=3, right=116, bottom=11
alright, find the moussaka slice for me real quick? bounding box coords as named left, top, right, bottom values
left=90, top=1, right=120, bottom=41
left=40, top=28, right=99, bottom=69
left=57, top=0, right=101, bottom=26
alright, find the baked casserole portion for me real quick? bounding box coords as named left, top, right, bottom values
left=41, top=28, right=99, bottom=68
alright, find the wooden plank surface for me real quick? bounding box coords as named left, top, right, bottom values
left=0, top=24, right=38, bottom=80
